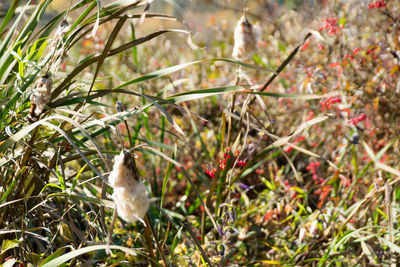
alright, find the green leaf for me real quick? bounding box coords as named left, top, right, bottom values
left=39, top=247, right=67, bottom=266
left=55, top=166, right=66, bottom=191
left=0, top=0, right=21, bottom=36
left=1, top=239, right=21, bottom=254
left=160, top=145, right=176, bottom=208
left=17, top=45, right=23, bottom=78
left=70, top=164, right=88, bottom=193
left=34, top=40, right=48, bottom=61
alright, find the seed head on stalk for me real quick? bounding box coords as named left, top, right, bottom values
left=28, top=74, right=53, bottom=122
left=232, top=14, right=259, bottom=60
left=109, top=150, right=150, bottom=224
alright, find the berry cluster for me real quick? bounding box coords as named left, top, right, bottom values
left=320, top=97, right=341, bottom=109
left=344, top=54, right=354, bottom=60
left=219, top=148, right=247, bottom=170
left=236, top=159, right=247, bottom=168
left=369, top=0, right=386, bottom=9
left=348, top=113, right=367, bottom=125
left=306, top=162, right=324, bottom=184
left=301, top=40, right=311, bottom=51
left=319, top=18, right=341, bottom=35
left=219, top=148, right=232, bottom=170
left=57, top=142, right=71, bottom=152
left=206, top=168, right=217, bottom=179
left=205, top=148, right=247, bottom=178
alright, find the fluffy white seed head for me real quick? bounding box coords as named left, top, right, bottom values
left=232, top=15, right=259, bottom=60
left=109, top=151, right=150, bottom=224
left=109, top=151, right=137, bottom=189
left=112, top=181, right=149, bottom=223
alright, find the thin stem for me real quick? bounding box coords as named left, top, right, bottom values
left=106, top=208, right=117, bottom=255
left=144, top=215, right=156, bottom=267
left=146, top=215, right=169, bottom=266
left=226, top=65, right=241, bottom=147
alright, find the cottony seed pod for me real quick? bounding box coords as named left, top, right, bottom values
left=109, top=150, right=150, bottom=224
left=232, top=15, right=259, bottom=60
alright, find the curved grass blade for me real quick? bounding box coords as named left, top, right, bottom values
left=0, top=0, right=21, bottom=36
left=114, top=58, right=273, bottom=90
left=40, top=245, right=138, bottom=267
left=167, top=85, right=250, bottom=103
left=64, top=0, right=152, bottom=50
left=234, top=114, right=330, bottom=183
left=82, top=16, right=127, bottom=107
left=88, top=0, right=101, bottom=38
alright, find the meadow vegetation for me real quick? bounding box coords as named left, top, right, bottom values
left=0, top=0, right=399, bottom=266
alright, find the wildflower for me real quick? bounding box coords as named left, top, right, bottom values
left=28, top=75, right=53, bottom=122
left=109, top=150, right=150, bottom=224
left=52, top=20, right=70, bottom=47
left=232, top=15, right=259, bottom=60
left=238, top=183, right=250, bottom=190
